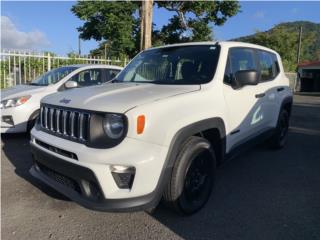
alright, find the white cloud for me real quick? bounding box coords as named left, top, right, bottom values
left=253, top=11, right=265, bottom=19
left=1, top=16, right=50, bottom=50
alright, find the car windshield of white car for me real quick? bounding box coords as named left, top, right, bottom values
left=30, top=66, right=78, bottom=86
left=115, top=45, right=220, bottom=85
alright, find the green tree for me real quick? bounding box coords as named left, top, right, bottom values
left=157, top=1, right=240, bottom=44
left=71, top=1, right=140, bottom=58
left=241, top=26, right=316, bottom=71
left=71, top=1, right=240, bottom=58
left=234, top=21, right=320, bottom=71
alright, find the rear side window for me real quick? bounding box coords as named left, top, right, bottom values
left=70, top=69, right=103, bottom=87
left=258, top=51, right=280, bottom=81
left=224, top=58, right=233, bottom=85
left=272, top=54, right=280, bottom=76
left=224, top=48, right=258, bottom=85
left=230, top=48, right=257, bottom=72
left=105, top=69, right=121, bottom=81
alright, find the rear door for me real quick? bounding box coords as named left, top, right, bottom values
left=223, top=48, right=267, bottom=151
left=256, top=50, right=281, bottom=128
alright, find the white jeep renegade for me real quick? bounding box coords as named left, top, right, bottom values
left=30, top=42, right=293, bottom=215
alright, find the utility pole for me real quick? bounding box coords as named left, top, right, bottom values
left=295, top=26, right=303, bottom=93
left=140, top=0, right=153, bottom=51
left=296, top=26, right=302, bottom=64
left=78, top=35, right=81, bottom=56
left=104, top=43, right=107, bottom=59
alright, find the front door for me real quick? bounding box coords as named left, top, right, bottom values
left=223, top=47, right=267, bottom=151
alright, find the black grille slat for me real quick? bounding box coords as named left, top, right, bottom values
left=66, top=111, right=71, bottom=135
left=47, top=108, right=52, bottom=130
left=51, top=108, right=56, bottom=131
left=40, top=105, right=90, bottom=142
left=74, top=112, right=80, bottom=138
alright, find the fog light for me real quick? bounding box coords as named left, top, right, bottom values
left=2, top=115, right=14, bottom=126
left=110, top=165, right=135, bottom=189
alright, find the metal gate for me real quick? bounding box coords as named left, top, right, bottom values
left=0, top=50, right=128, bottom=88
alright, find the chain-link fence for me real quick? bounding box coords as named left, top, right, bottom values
left=0, top=50, right=129, bottom=88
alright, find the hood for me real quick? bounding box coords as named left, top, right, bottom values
left=1, top=84, right=47, bottom=100
left=42, top=83, right=200, bottom=113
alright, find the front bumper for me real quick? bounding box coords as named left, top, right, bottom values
left=1, top=106, right=31, bottom=133
left=30, top=144, right=160, bottom=211
left=30, top=128, right=170, bottom=211
left=1, top=117, right=28, bottom=133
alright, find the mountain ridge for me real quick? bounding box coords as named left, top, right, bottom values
left=231, top=21, right=320, bottom=71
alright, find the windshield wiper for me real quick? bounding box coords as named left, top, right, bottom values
left=105, top=78, right=123, bottom=83
left=29, top=82, right=47, bottom=86
left=112, top=79, right=123, bottom=83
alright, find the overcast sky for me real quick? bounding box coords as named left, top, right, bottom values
left=1, top=1, right=320, bottom=55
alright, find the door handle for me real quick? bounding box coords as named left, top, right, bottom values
left=277, top=87, right=284, bottom=92
left=255, top=93, right=265, bottom=98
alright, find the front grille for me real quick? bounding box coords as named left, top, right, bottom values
left=40, top=105, right=90, bottom=142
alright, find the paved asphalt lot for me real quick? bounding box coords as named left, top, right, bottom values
left=1, top=95, right=320, bottom=240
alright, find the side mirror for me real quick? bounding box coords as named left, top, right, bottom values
left=65, top=81, right=78, bottom=89
left=234, top=70, right=260, bottom=88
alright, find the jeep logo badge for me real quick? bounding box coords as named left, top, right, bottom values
left=59, top=98, right=71, bottom=104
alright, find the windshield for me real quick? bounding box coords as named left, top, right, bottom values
left=31, top=66, right=78, bottom=86
left=116, top=45, right=220, bottom=85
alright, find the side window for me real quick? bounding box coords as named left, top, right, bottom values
left=224, top=57, right=232, bottom=85
left=70, top=69, right=103, bottom=87
left=224, top=48, right=257, bottom=85
left=258, top=51, right=274, bottom=81
left=106, top=69, right=120, bottom=81
left=272, top=54, right=280, bottom=76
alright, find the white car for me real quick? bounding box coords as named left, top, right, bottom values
left=1, top=64, right=122, bottom=133
left=30, top=42, right=293, bottom=215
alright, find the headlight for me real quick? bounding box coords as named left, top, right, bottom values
left=103, top=114, right=125, bottom=139
left=0, top=95, right=31, bottom=109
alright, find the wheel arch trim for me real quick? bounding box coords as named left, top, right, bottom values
left=165, top=117, right=226, bottom=169
left=280, top=95, right=293, bottom=116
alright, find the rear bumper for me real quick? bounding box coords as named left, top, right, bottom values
left=30, top=143, right=163, bottom=212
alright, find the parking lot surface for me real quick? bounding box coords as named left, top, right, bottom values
left=1, top=94, right=320, bottom=240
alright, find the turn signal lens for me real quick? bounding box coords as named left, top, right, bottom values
left=137, top=115, right=145, bottom=134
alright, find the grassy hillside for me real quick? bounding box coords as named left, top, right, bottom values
left=233, top=21, right=320, bottom=71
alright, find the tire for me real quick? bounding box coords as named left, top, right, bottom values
left=163, top=136, right=216, bottom=215
left=268, top=109, right=289, bottom=149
